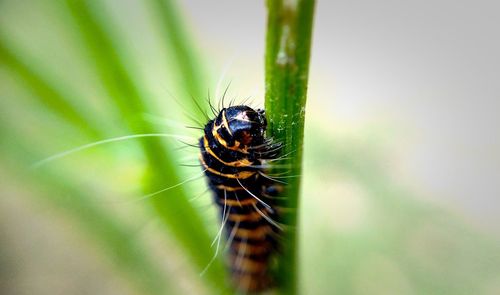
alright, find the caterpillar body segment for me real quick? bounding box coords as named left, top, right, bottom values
left=199, top=105, right=281, bottom=293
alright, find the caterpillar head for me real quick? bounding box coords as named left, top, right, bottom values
left=222, top=105, right=267, bottom=146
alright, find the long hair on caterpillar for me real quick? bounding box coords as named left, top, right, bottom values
left=30, top=80, right=293, bottom=293
left=195, top=90, right=291, bottom=292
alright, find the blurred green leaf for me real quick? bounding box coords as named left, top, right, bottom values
left=3, top=1, right=498, bottom=295
left=149, top=0, right=207, bottom=108
left=0, top=33, right=102, bottom=139
left=0, top=120, right=172, bottom=295
left=62, top=0, right=227, bottom=291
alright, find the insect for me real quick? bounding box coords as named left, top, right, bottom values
left=31, top=99, right=286, bottom=293
left=199, top=105, right=283, bottom=292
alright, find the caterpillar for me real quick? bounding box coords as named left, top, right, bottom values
left=31, top=101, right=284, bottom=292
left=199, top=105, right=283, bottom=292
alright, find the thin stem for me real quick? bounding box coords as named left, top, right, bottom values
left=265, top=0, right=316, bottom=294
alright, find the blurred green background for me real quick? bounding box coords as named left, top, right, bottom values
left=1, top=1, right=499, bottom=295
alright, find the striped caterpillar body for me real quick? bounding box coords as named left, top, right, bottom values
left=199, top=105, right=281, bottom=293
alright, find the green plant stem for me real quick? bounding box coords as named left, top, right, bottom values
left=265, top=0, right=315, bottom=294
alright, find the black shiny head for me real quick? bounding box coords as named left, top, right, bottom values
left=222, top=105, right=267, bottom=146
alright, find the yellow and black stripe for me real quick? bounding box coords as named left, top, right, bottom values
left=199, top=105, right=281, bottom=293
